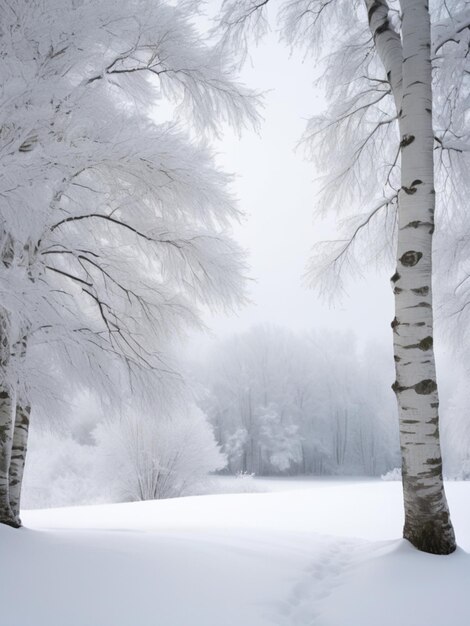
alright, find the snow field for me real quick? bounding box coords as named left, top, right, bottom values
left=1, top=479, right=469, bottom=626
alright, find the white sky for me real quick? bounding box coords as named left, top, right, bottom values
left=194, top=28, right=395, bottom=351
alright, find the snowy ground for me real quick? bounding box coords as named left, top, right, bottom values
left=2, top=478, right=470, bottom=626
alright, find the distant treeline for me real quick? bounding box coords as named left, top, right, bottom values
left=196, top=326, right=401, bottom=477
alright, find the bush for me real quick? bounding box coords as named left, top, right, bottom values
left=94, top=405, right=227, bottom=501
left=22, top=404, right=226, bottom=508
left=381, top=467, right=402, bottom=481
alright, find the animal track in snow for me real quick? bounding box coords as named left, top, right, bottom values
left=276, top=537, right=370, bottom=626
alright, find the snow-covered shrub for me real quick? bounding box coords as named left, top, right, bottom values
left=22, top=431, right=107, bottom=508
left=381, top=467, right=402, bottom=481
left=195, top=472, right=262, bottom=495
left=22, top=401, right=227, bottom=507
left=94, top=406, right=226, bottom=501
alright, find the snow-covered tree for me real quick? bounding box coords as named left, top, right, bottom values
left=198, top=327, right=303, bottom=475
left=0, top=0, right=257, bottom=527
left=94, top=405, right=226, bottom=501
left=216, top=0, right=469, bottom=554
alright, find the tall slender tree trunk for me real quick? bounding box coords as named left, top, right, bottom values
left=391, top=0, right=455, bottom=554
left=0, top=311, right=18, bottom=527
left=8, top=331, right=31, bottom=523
left=0, top=386, right=17, bottom=526
left=0, top=232, right=24, bottom=527
left=8, top=402, right=31, bottom=524
left=366, top=0, right=456, bottom=554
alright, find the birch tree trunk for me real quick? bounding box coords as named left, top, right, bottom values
left=0, top=312, right=18, bottom=527
left=0, top=234, right=32, bottom=526
left=366, top=0, right=455, bottom=554
left=8, top=332, right=31, bottom=523
left=8, top=402, right=30, bottom=524
left=0, top=388, right=16, bottom=526
left=392, top=0, right=455, bottom=554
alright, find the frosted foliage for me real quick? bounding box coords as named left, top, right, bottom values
left=21, top=431, right=106, bottom=508
left=94, top=406, right=226, bottom=501
left=431, top=0, right=470, bottom=345
left=0, top=0, right=256, bottom=414
left=381, top=466, right=402, bottom=481
left=224, top=428, right=249, bottom=464
left=22, top=402, right=225, bottom=506
left=256, top=404, right=301, bottom=471
left=218, top=1, right=470, bottom=302
left=196, top=326, right=400, bottom=476
left=300, top=0, right=470, bottom=313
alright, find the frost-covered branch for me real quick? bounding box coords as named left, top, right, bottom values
left=307, top=194, right=398, bottom=294
left=0, top=0, right=257, bottom=526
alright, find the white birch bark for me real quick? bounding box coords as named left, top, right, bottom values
left=7, top=280, right=34, bottom=523
left=391, top=0, right=455, bottom=554
left=365, top=0, right=403, bottom=109
left=365, top=0, right=455, bottom=554
left=8, top=402, right=30, bottom=523
left=0, top=312, right=17, bottom=527
left=0, top=392, right=15, bottom=524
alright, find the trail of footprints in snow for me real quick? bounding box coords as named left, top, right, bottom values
left=277, top=538, right=368, bottom=626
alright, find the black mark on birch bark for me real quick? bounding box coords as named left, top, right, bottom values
left=400, top=251, right=422, bottom=266
left=419, top=336, right=433, bottom=350
left=402, top=180, right=423, bottom=195
left=403, top=337, right=433, bottom=350
left=400, top=134, right=415, bottom=148
left=376, top=20, right=389, bottom=35
left=425, top=465, right=443, bottom=478
left=414, top=379, right=437, bottom=395
left=411, top=286, right=429, bottom=296
left=367, top=1, right=381, bottom=21
left=392, top=380, right=406, bottom=393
